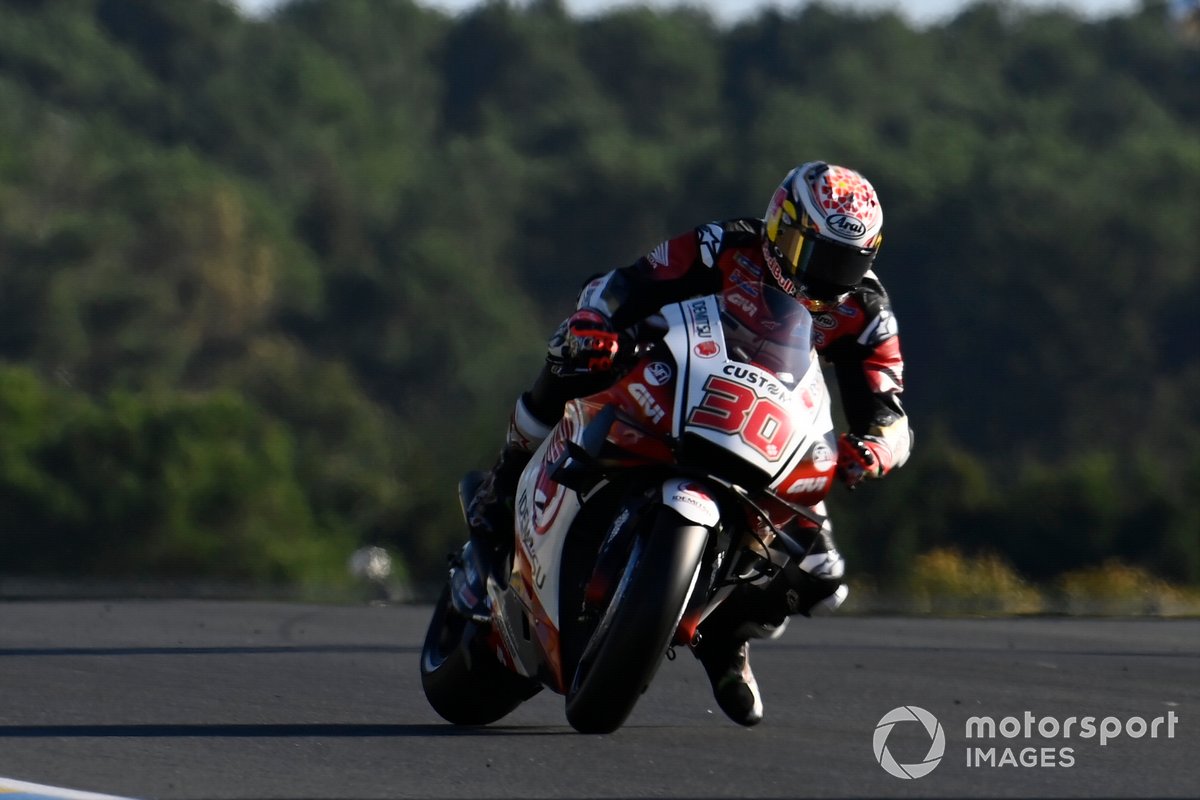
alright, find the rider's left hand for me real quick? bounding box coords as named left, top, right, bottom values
left=548, top=308, right=621, bottom=375
left=837, top=433, right=883, bottom=489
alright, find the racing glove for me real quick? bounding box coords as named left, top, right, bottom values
left=837, top=433, right=884, bottom=490
left=547, top=308, right=621, bottom=376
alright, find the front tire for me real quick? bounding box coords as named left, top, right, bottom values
left=420, top=585, right=539, bottom=725
left=565, top=506, right=709, bottom=733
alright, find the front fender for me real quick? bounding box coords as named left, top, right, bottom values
left=661, top=478, right=721, bottom=528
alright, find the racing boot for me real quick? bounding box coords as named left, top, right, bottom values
left=464, top=395, right=552, bottom=580
left=692, top=511, right=852, bottom=727
left=696, top=637, right=764, bottom=727
left=692, top=589, right=777, bottom=727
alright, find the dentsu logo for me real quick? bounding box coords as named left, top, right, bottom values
left=873, top=706, right=946, bottom=779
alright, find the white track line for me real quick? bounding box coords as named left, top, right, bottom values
left=0, top=777, right=137, bottom=800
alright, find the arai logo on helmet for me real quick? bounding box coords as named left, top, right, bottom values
left=827, top=214, right=867, bottom=239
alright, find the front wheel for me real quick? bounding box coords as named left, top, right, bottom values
left=565, top=506, right=709, bottom=733
left=420, top=584, right=539, bottom=725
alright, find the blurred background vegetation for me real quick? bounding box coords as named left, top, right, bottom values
left=0, top=0, right=1197, bottom=609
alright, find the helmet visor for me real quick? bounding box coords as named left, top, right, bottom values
left=776, top=225, right=875, bottom=299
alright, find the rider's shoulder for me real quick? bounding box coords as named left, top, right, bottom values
left=718, top=217, right=764, bottom=242
left=686, top=218, right=761, bottom=269
left=852, top=270, right=894, bottom=313
left=693, top=218, right=763, bottom=247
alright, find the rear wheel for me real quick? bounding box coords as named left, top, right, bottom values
left=565, top=506, right=709, bottom=733
left=420, top=585, right=539, bottom=725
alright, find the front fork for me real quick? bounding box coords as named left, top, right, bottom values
left=577, top=478, right=729, bottom=648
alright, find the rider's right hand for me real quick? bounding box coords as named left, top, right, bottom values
left=837, top=433, right=881, bottom=489
left=547, top=308, right=621, bottom=375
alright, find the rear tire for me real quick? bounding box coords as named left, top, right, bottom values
left=420, top=585, right=538, bottom=725
left=565, top=506, right=708, bottom=733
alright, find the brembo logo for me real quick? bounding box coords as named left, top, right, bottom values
left=874, top=706, right=946, bottom=779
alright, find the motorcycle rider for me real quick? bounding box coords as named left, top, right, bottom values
left=465, top=162, right=912, bottom=726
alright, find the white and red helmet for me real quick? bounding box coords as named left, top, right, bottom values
left=763, top=162, right=884, bottom=302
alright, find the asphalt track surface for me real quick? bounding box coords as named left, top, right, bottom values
left=0, top=601, right=1196, bottom=799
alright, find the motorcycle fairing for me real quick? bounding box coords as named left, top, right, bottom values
left=499, top=287, right=837, bottom=694
left=662, top=294, right=837, bottom=498
left=508, top=401, right=588, bottom=680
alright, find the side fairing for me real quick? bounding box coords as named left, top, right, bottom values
left=513, top=401, right=590, bottom=630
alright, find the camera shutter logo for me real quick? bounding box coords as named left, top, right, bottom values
left=873, top=706, right=946, bottom=779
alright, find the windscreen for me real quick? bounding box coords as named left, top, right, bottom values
left=719, top=284, right=816, bottom=390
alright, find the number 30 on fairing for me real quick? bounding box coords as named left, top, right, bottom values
left=687, top=376, right=794, bottom=461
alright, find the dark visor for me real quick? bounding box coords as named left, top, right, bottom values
left=777, top=225, right=874, bottom=297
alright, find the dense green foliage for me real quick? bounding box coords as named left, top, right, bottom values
left=1, top=0, right=1197, bottom=592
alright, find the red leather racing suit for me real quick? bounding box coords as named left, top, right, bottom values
left=557, top=217, right=913, bottom=475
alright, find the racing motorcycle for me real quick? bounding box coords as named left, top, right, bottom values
left=420, top=283, right=840, bottom=733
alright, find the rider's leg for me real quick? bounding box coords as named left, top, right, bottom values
left=465, top=391, right=553, bottom=552
left=692, top=590, right=771, bottom=727
left=693, top=504, right=848, bottom=726
left=775, top=503, right=851, bottom=615
left=465, top=364, right=612, bottom=554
